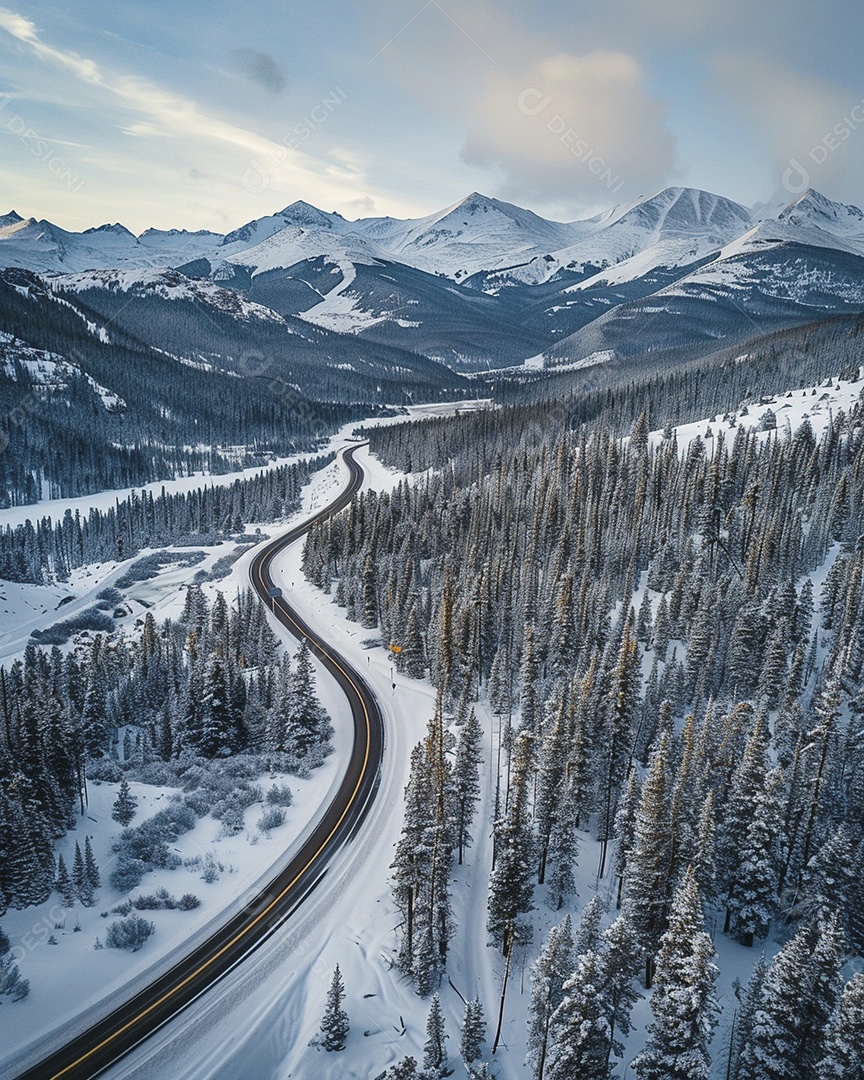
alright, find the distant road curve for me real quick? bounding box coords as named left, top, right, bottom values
left=15, top=443, right=384, bottom=1080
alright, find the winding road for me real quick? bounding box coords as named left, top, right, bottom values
left=14, top=443, right=384, bottom=1080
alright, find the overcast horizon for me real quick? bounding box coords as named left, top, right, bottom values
left=2, top=1, right=864, bottom=233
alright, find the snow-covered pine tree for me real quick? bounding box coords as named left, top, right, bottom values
left=738, top=915, right=844, bottom=1080
left=632, top=869, right=719, bottom=1080
left=622, top=731, right=673, bottom=984
left=423, top=992, right=448, bottom=1076
left=383, top=1057, right=419, bottom=1079
left=111, top=778, right=137, bottom=828
left=544, top=778, right=580, bottom=910
left=526, top=915, right=575, bottom=1080
left=727, top=767, right=786, bottom=946
left=598, top=615, right=641, bottom=879
left=545, top=949, right=613, bottom=1080
left=535, top=701, right=569, bottom=885
left=460, top=997, right=486, bottom=1069
left=84, top=835, right=100, bottom=892
left=288, top=641, right=331, bottom=759
left=487, top=731, right=536, bottom=954
left=452, top=708, right=482, bottom=865
left=816, top=972, right=864, bottom=1079
left=574, top=895, right=606, bottom=956
left=73, top=840, right=94, bottom=906
left=56, top=852, right=76, bottom=908
left=0, top=927, right=29, bottom=1001
left=599, top=912, right=643, bottom=1070
left=317, top=964, right=349, bottom=1052
left=728, top=954, right=768, bottom=1079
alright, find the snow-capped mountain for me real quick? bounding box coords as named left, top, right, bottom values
left=475, top=187, right=754, bottom=290
left=2, top=185, right=864, bottom=374
left=0, top=213, right=222, bottom=273
left=349, top=191, right=584, bottom=278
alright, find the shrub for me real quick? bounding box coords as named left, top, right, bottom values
left=265, top=783, right=293, bottom=808
left=86, top=758, right=124, bottom=784
left=132, top=888, right=174, bottom=910
left=111, top=801, right=196, bottom=885
left=212, top=784, right=262, bottom=835
left=109, top=857, right=148, bottom=892
left=105, top=915, right=155, bottom=952
left=114, top=551, right=205, bottom=589
left=32, top=608, right=115, bottom=646
left=257, top=807, right=287, bottom=833
left=177, top=893, right=201, bottom=910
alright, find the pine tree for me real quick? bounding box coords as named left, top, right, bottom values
left=487, top=732, right=535, bottom=955
left=383, top=1057, right=419, bottom=1079
left=289, top=641, right=331, bottom=758
left=546, top=949, right=613, bottom=1080
left=111, top=778, right=138, bottom=827
left=598, top=616, right=641, bottom=878
left=816, top=972, right=864, bottom=1079
left=460, top=997, right=486, bottom=1068
left=56, top=852, right=76, bottom=908
left=73, top=840, right=93, bottom=906
left=623, top=732, right=672, bottom=983
left=729, top=954, right=768, bottom=1080
left=200, top=653, right=237, bottom=758
left=84, top=835, right=100, bottom=892
left=727, top=767, right=786, bottom=946
left=738, top=916, right=844, bottom=1080
left=423, top=992, right=448, bottom=1076
left=318, top=964, right=349, bottom=1052
left=600, top=912, right=643, bottom=1069
left=632, top=870, right=719, bottom=1080
left=526, top=915, right=575, bottom=1080
left=545, top=779, right=580, bottom=910
left=0, top=927, right=29, bottom=1001
left=574, top=895, right=606, bottom=956
left=452, top=708, right=482, bottom=865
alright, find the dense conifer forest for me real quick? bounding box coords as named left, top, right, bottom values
left=0, top=453, right=331, bottom=583
left=300, top=338, right=864, bottom=1075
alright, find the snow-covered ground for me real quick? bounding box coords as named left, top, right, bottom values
left=2, top=380, right=844, bottom=1079
left=645, top=367, right=864, bottom=455
left=0, top=456, right=372, bottom=1078
left=0, top=406, right=477, bottom=1077
left=0, top=452, right=305, bottom=532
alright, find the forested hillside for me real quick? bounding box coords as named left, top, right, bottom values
left=0, top=584, right=332, bottom=914
left=0, top=453, right=331, bottom=583
left=302, top=361, right=864, bottom=1076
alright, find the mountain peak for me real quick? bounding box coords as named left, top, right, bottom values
left=627, top=187, right=752, bottom=231
left=83, top=222, right=137, bottom=239
left=278, top=200, right=346, bottom=229
left=0, top=210, right=23, bottom=226
left=779, top=188, right=864, bottom=224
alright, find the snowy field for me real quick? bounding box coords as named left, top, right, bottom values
left=645, top=366, right=864, bottom=455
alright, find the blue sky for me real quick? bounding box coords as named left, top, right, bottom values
left=1, top=0, right=864, bottom=232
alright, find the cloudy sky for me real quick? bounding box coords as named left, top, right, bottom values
left=1, top=0, right=863, bottom=232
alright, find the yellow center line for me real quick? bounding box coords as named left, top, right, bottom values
left=52, top=448, right=374, bottom=1080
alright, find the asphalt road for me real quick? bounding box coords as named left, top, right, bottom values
left=13, top=443, right=384, bottom=1080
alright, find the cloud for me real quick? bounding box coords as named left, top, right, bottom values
left=462, top=50, right=676, bottom=211
left=339, top=194, right=377, bottom=217
left=0, top=6, right=370, bottom=224
left=232, top=48, right=286, bottom=94
left=713, top=54, right=864, bottom=205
